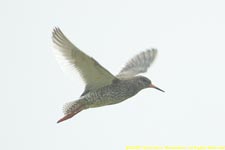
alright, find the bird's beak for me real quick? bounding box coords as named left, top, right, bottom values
left=149, top=84, right=165, bottom=92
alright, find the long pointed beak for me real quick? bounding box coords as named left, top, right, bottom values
left=149, top=84, right=165, bottom=92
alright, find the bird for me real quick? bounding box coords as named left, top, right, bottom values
left=52, top=27, right=164, bottom=123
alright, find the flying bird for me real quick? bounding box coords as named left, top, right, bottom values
left=52, top=27, right=164, bottom=123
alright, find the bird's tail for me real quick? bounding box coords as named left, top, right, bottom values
left=57, top=100, right=84, bottom=123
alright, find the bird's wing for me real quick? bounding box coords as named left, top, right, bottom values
left=117, top=49, right=157, bottom=78
left=52, top=27, right=116, bottom=94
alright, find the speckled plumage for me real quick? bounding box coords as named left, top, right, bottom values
left=52, top=27, right=164, bottom=123
left=83, top=76, right=150, bottom=107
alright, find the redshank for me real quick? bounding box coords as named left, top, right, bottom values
left=52, top=27, right=164, bottom=123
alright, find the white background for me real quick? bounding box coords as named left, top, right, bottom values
left=1, top=0, right=225, bottom=149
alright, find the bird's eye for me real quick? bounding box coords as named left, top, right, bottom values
left=142, top=78, right=148, bottom=82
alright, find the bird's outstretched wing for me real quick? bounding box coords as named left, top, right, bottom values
left=52, top=27, right=116, bottom=95
left=117, top=49, right=157, bottom=78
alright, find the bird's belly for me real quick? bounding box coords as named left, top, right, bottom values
left=84, top=85, right=137, bottom=108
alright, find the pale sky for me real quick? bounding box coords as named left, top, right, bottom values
left=1, top=0, right=225, bottom=150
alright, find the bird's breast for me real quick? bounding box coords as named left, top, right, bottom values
left=84, top=81, right=139, bottom=108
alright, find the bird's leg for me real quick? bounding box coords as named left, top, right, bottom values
left=57, top=105, right=84, bottom=123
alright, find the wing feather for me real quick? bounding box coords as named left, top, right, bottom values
left=52, top=27, right=116, bottom=94
left=117, top=49, right=157, bottom=78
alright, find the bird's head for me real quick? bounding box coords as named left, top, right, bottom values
left=136, top=76, right=164, bottom=92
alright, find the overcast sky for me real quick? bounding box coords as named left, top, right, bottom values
left=1, top=0, right=225, bottom=150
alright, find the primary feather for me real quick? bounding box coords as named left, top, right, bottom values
left=117, top=49, right=157, bottom=78
left=52, top=27, right=116, bottom=94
